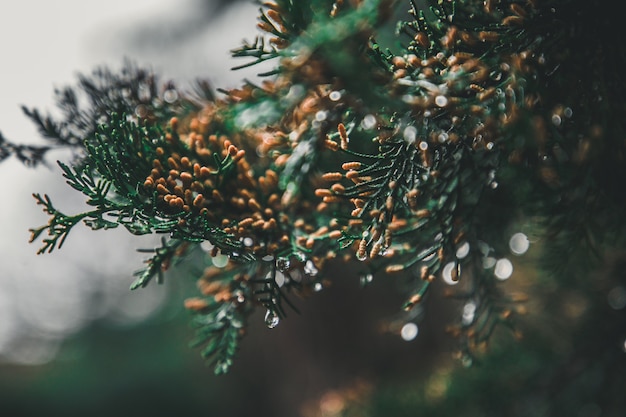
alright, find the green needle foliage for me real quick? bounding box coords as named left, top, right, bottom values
left=3, top=0, right=625, bottom=380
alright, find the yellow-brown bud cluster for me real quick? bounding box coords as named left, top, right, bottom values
left=143, top=108, right=292, bottom=256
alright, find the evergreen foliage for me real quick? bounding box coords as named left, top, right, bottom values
left=2, top=0, right=625, bottom=392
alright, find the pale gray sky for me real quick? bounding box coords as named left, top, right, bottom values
left=0, top=0, right=265, bottom=364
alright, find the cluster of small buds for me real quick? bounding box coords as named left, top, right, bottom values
left=258, top=2, right=290, bottom=49
left=143, top=109, right=294, bottom=256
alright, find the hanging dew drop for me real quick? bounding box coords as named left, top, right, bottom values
left=304, top=260, right=319, bottom=276
left=276, top=257, right=291, bottom=272
left=274, top=271, right=286, bottom=287
left=461, top=355, right=473, bottom=368
left=483, top=256, right=497, bottom=269
left=264, top=310, right=280, bottom=329
left=403, top=125, right=417, bottom=143
left=494, top=258, right=513, bottom=280
left=400, top=322, right=419, bottom=341
left=212, top=253, right=229, bottom=268
left=361, top=114, right=377, bottom=130
left=462, top=301, right=477, bottom=325
left=359, top=273, right=374, bottom=286
left=200, top=240, right=215, bottom=252
left=435, top=95, right=448, bottom=107
left=456, top=241, right=470, bottom=259
left=163, top=89, right=178, bottom=103
left=442, top=262, right=459, bottom=285
left=509, top=232, right=530, bottom=255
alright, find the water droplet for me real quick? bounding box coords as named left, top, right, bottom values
left=138, top=84, right=151, bottom=101
left=243, top=237, right=254, bottom=247
left=442, top=262, right=459, bottom=285
left=286, top=84, right=305, bottom=102
left=607, top=286, right=626, bottom=310
left=462, top=301, right=477, bottom=325
left=494, top=258, right=513, bottom=280
left=315, top=110, right=327, bottom=122
left=564, top=107, right=573, bottom=118
left=418, top=141, right=429, bottom=151
left=361, top=114, right=377, bottom=130
left=456, top=242, right=470, bottom=259
left=437, top=131, right=449, bottom=143
left=135, top=104, right=148, bottom=118
left=329, top=90, right=342, bottom=101
left=551, top=114, right=562, bottom=126
left=163, top=89, right=178, bottom=103
left=200, top=241, right=214, bottom=252
left=359, top=273, right=373, bottom=286
left=314, top=282, right=323, bottom=292
left=400, top=323, right=419, bottom=341
left=403, top=126, right=417, bottom=143
left=435, top=95, right=448, bottom=107
left=262, top=255, right=275, bottom=262
left=304, top=260, right=319, bottom=276
left=477, top=241, right=491, bottom=256
left=509, top=232, right=530, bottom=255
left=483, top=256, right=496, bottom=269
left=264, top=310, right=280, bottom=329
left=461, top=355, right=473, bottom=367
left=356, top=251, right=367, bottom=261
left=276, top=257, right=291, bottom=272
left=212, top=253, right=229, bottom=268
left=274, top=271, right=286, bottom=287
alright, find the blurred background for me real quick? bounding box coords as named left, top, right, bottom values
left=0, top=1, right=624, bottom=417
left=0, top=1, right=442, bottom=415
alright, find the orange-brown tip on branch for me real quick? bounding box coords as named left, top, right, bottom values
left=385, top=264, right=404, bottom=273
left=184, top=297, right=209, bottom=311
left=324, top=138, right=339, bottom=151
left=321, top=172, right=343, bottom=182
left=212, top=189, right=224, bottom=203
left=234, top=149, right=246, bottom=161
left=338, top=123, right=348, bottom=149
left=315, top=188, right=332, bottom=198
left=415, top=209, right=431, bottom=218
left=248, top=198, right=262, bottom=212
left=415, top=32, right=429, bottom=49
left=328, top=230, right=342, bottom=239
left=193, top=194, right=205, bottom=208
left=342, top=161, right=361, bottom=171
left=323, top=195, right=341, bottom=203
left=409, top=293, right=422, bottom=305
